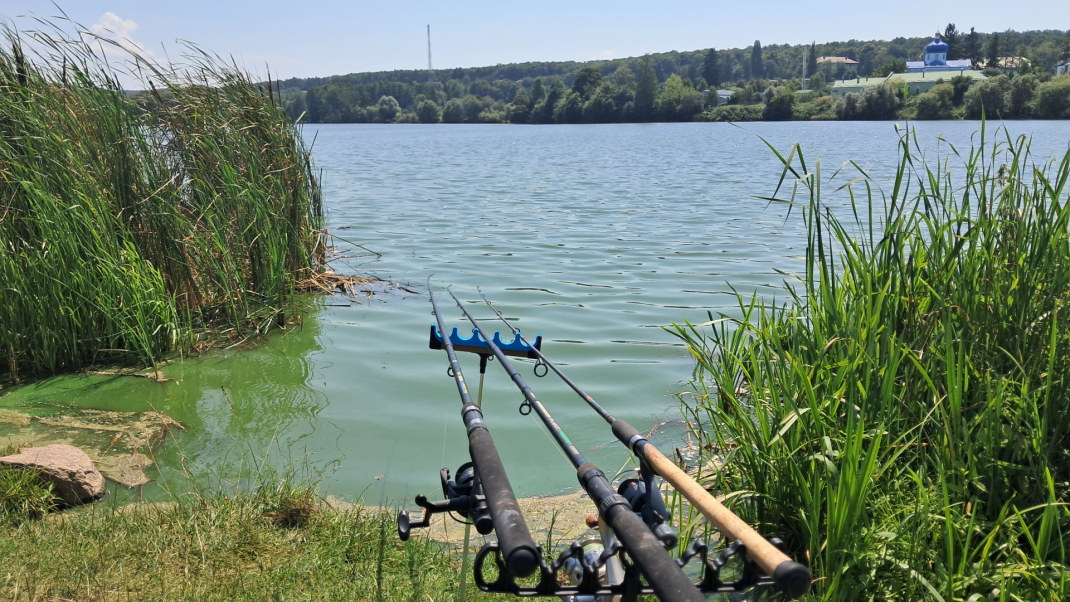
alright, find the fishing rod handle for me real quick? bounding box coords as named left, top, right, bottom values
left=467, top=421, right=540, bottom=578
left=611, top=421, right=812, bottom=599
left=578, top=463, right=705, bottom=602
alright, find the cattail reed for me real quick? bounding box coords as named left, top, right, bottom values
left=0, top=22, right=324, bottom=378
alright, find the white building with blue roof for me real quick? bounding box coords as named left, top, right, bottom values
left=831, top=36, right=983, bottom=98
left=906, top=38, right=973, bottom=72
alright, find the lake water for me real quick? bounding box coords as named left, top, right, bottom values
left=3, top=121, right=1069, bottom=505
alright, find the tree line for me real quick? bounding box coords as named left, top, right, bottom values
left=283, top=27, right=1070, bottom=124
left=288, top=61, right=709, bottom=124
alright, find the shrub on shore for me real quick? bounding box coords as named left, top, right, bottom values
left=703, top=104, right=765, bottom=122
left=0, top=24, right=325, bottom=379
left=672, top=125, right=1070, bottom=600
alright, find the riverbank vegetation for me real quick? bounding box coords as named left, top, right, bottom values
left=0, top=25, right=325, bottom=381
left=0, top=468, right=506, bottom=601
left=281, top=26, right=1069, bottom=124
left=671, top=126, right=1070, bottom=599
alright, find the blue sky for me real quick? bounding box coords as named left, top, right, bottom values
left=0, top=1, right=1064, bottom=80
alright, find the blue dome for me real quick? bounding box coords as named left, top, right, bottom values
left=925, top=38, right=949, bottom=53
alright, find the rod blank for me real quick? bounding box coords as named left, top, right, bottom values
left=449, top=289, right=705, bottom=602
left=479, top=292, right=813, bottom=599
left=427, top=280, right=538, bottom=578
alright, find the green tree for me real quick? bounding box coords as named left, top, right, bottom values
left=807, top=42, right=818, bottom=77
left=1032, top=75, right=1070, bottom=118
left=836, top=83, right=901, bottom=119
left=963, top=74, right=1010, bottom=118
left=532, top=83, right=564, bottom=124
left=943, top=24, right=960, bottom=60
left=572, top=66, right=603, bottom=99
left=986, top=33, right=1001, bottom=69
left=949, top=74, right=974, bottom=105
left=1008, top=74, right=1038, bottom=118
left=858, top=46, right=876, bottom=76
left=582, top=84, right=618, bottom=123
left=750, top=41, right=764, bottom=79
left=442, top=98, right=465, bottom=123
left=508, top=93, right=530, bottom=123
left=286, top=93, right=307, bottom=122
left=529, top=79, right=546, bottom=106
left=553, top=91, right=584, bottom=123
left=913, top=83, right=953, bottom=119
left=611, top=64, right=636, bottom=90
left=446, top=79, right=465, bottom=99
left=654, top=74, right=686, bottom=120
left=634, top=58, right=657, bottom=120
left=809, top=72, right=826, bottom=94
left=873, top=59, right=907, bottom=77
left=415, top=99, right=441, bottom=123
left=377, top=95, right=400, bottom=121
left=763, top=89, right=796, bottom=120
left=964, top=27, right=982, bottom=66
left=654, top=74, right=704, bottom=121
left=702, top=48, right=721, bottom=87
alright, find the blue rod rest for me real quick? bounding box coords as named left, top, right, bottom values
left=429, top=324, right=542, bottom=359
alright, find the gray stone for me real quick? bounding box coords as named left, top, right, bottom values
left=0, top=444, right=105, bottom=505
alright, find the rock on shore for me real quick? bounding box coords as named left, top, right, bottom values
left=0, top=444, right=105, bottom=505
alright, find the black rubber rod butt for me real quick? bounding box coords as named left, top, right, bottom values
left=468, top=425, right=539, bottom=578
left=773, top=561, right=814, bottom=600
left=611, top=419, right=812, bottom=599
left=608, top=509, right=705, bottom=602
left=578, top=463, right=704, bottom=602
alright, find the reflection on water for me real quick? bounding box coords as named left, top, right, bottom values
left=3, top=121, right=1069, bottom=504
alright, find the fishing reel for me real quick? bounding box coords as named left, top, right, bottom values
left=617, top=462, right=677, bottom=549
left=474, top=465, right=786, bottom=599
left=397, top=462, right=493, bottom=541
left=475, top=535, right=788, bottom=599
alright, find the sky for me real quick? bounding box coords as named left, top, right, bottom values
left=0, top=1, right=1065, bottom=82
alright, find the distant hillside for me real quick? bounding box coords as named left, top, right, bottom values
left=278, top=27, right=1070, bottom=124
left=278, top=29, right=1069, bottom=92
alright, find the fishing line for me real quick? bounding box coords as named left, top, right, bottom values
left=440, top=389, right=448, bottom=472
left=529, top=406, right=573, bottom=466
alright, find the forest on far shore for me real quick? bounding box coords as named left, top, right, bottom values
left=278, top=27, right=1070, bottom=124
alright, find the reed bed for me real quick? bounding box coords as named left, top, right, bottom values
left=671, top=124, right=1070, bottom=600
left=0, top=23, right=324, bottom=380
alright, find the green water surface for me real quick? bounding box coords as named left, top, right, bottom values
left=4, top=121, right=1070, bottom=506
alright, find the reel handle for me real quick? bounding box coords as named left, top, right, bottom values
left=395, top=493, right=474, bottom=541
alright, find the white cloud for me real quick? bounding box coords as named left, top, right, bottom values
left=592, top=50, right=614, bottom=60
left=89, top=12, right=155, bottom=59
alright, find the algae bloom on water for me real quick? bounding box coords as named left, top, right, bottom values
left=0, top=21, right=326, bottom=380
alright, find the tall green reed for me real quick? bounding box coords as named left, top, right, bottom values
left=670, top=123, right=1070, bottom=600
left=0, top=21, right=324, bottom=379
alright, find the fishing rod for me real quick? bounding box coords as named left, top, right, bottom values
left=448, top=289, right=706, bottom=602
left=396, top=278, right=539, bottom=579
left=477, top=290, right=813, bottom=600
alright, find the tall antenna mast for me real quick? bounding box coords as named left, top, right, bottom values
left=427, top=25, right=434, bottom=80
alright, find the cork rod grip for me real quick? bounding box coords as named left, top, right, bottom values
left=643, top=444, right=812, bottom=599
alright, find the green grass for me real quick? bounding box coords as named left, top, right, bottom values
left=0, top=20, right=324, bottom=380
left=0, top=444, right=55, bottom=524
left=669, top=123, right=1070, bottom=600
left=0, top=467, right=515, bottom=601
